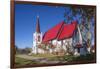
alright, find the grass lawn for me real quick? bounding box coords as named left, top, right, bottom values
left=32, top=53, right=65, bottom=61
left=15, top=57, right=41, bottom=67
left=63, top=53, right=95, bottom=62
left=32, top=53, right=58, bottom=58
left=15, top=53, right=95, bottom=67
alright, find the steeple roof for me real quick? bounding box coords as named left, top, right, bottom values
left=36, top=16, right=40, bottom=33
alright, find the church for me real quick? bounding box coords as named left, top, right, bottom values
left=32, top=16, right=94, bottom=56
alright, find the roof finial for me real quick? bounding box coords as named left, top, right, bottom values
left=37, top=15, right=39, bottom=18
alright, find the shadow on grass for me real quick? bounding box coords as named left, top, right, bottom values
left=63, top=53, right=95, bottom=62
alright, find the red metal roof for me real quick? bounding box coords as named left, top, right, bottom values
left=42, top=21, right=64, bottom=42
left=57, top=21, right=77, bottom=40
left=42, top=21, right=77, bottom=42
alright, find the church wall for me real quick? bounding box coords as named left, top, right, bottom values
left=32, top=32, right=43, bottom=54
left=52, top=39, right=57, bottom=46
left=50, top=38, right=73, bottom=53
left=38, top=48, right=45, bottom=54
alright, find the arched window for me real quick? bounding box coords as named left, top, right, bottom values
left=38, top=35, right=40, bottom=41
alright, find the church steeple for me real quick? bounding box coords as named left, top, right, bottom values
left=32, top=15, right=42, bottom=54
left=36, top=16, right=40, bottom=33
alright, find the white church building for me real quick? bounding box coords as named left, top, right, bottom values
left=32, top=16, right=93, bottom=56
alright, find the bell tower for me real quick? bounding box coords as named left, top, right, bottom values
left=32, top=16, right=42, bottom=54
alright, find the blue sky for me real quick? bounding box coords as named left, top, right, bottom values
left=15, top=3, right=95, bottom=48
left=15, top=4, right=68, bottom=48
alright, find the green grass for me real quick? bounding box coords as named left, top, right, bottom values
left=32, top=54, right=65, bottom=61
left=63, top=53, right=95, bottom=62
left=15, top=53, right=95, bottom=67
left=15, top=53, right=60, bottom=67
left=15, top=57, right=40, bottom=67
left=32, top=53, right=57, bottom=58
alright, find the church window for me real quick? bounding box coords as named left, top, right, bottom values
left=38, top=35, right=40, bottom=41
